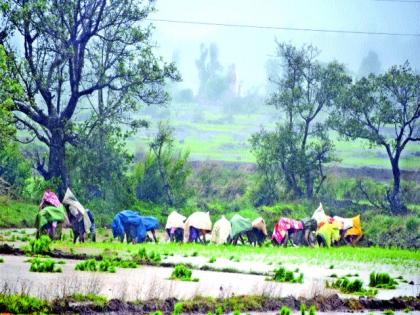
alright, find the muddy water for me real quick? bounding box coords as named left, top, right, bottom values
left=0, top=255, right=418, bottom=302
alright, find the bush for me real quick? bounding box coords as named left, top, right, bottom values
left=369, top=272, right=398, bottom=289
left=29, top=258, right=62, bottom=273
left=29, top=235, right=51, bottom=254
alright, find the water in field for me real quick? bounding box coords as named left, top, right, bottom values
left=0, top=255, right=418, bottom=302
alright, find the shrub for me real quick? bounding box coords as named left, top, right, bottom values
left=29, top=235, right=51, bottom=254
left=170, top=264, right=198, bottom=281
left=29, top=258, right=62, bottom=273
left=369, top=272, right=398, bottom=289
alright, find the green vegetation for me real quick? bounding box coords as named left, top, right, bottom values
left=29, top=235, right=51, bottom=254
left=132, top=247, right=161, bottom=265
left=0, top=198, right=37, bottom=228
left=170, top=264, right=198, bottom=282
left=369, top=272, right=398, bottom=289
left=70, top=293, right=107, bottom=308
left=383, top=310, right=394, bottom=315
left=52, top=240, right=420, bottom=270
left=0, top=257, right=3, bottom=263
left=328, top=277, right=377, bottom=296
left=29, top=257, right=62, bottom=273
left=0, top=293, right=48, bottom=314
left=75, top=257, right=137, bottom=273
left=173, top=302, right=183, bottom=315
left=271, top=266, right=304, bottom=283
left=279, top=306, right=292, bottom=315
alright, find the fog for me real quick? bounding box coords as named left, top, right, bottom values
left=150, top=0, right=420, bottom=93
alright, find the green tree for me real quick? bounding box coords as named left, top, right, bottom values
left=133, top=123, right=192, bottom=208
left=1, top=0, right=179, bottom=197
left=66, top=124, right=134, bottom=211
left=252, top=43, right=350, bottom=200
left=0, top=44, right=20, bottom=146
left=330, top=62, right=420, bottom=214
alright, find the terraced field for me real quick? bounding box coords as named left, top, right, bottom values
left=127, top=102, right=420, bottom=170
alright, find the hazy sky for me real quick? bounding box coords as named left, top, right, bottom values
left=149, top=0, right=420, bottom=92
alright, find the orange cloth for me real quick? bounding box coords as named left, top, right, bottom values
left=344, top=215, right=362, bottom=237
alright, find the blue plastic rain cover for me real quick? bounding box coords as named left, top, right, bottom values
left=111, top=210, right=147, bottom=243
left=140, top=216, right=159, bottom=231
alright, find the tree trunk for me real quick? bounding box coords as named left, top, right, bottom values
left=305, top=171, right=313, bottom=199
left=48, top=126, right=69, bottom=199
left=387, top=156, right=405, bottom=214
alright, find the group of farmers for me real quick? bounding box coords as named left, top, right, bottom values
left=36, top=188, right=95, bottom=243
left=36, top=189, right=363, bottom=248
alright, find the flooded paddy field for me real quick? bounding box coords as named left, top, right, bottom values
left=0, top=228, right=419, bottom=314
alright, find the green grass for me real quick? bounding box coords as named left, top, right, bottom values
left=127, top=104, right=420, bottom=169
left=71, top=293, right=107, bottom=308
left=0, top=293, right=49, bottom=314
left=0, top=197, right=37, bottom=227
left=52, top=241, right=420, bottom=269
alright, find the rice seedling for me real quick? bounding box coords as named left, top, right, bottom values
left=29, top=258, right=62, bottom=273
left=300, top=304, right=306, bottom=315
left=29, top=236, right=51, bottom=254
left=172, top=302, right=183, bottom=315
left=271, top=266, right=304, bottom=283
left=170, top=264, right=198, bottom=282
left=309, top=305, right=316, bottom=315
left=279, top=305, right=291, bottom=315
left=369, top=272, right=398, bottom=289
left=327, top=277, right=377, bottom=296
left=132, top=247, right=161, bottom=265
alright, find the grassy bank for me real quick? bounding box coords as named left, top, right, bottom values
left=0, top=197, right=37, bottom=228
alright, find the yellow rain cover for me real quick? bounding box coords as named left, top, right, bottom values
left=211, top=215, right=232, bottom=244
left=344, top=215, right=362, bottom=237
